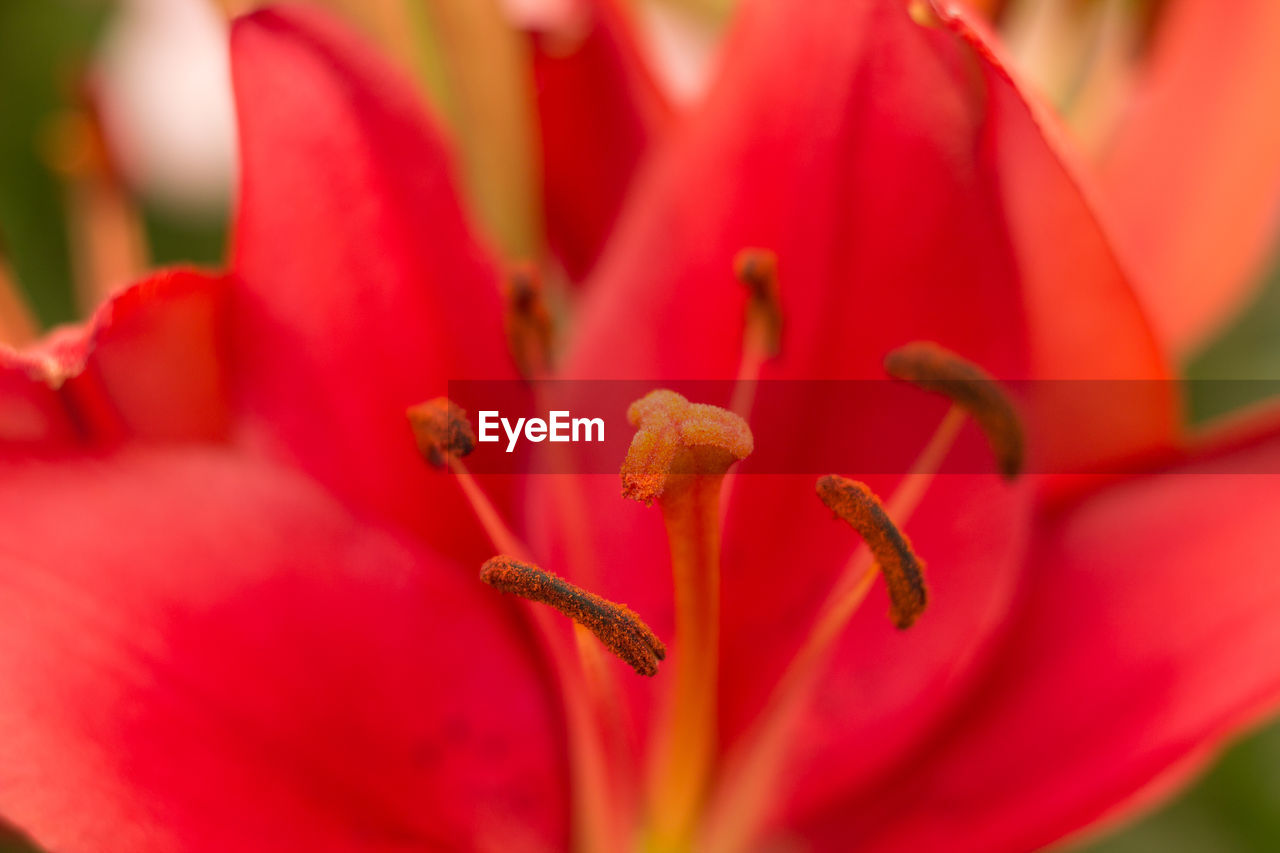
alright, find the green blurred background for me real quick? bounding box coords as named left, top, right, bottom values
left=1, top=1, right=1279, bottom=851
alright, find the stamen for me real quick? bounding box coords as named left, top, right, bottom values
left=700, top=406, right=963, bottom=853
left=481, top=555, right=666, bottom=677
left=729, top=248, right=781, bottom=418
left=406, top=397, right=477, bottom=468
left=734, top=248, right=781, bottom=358
left=503, top=262, right=553, bottom=378
left=41, top=98, right=147, bottom=313
left=407, top=400, right=628, bottom=849
left=815, top=475, right=927, bottom=629
left=884, top=341, right=1025, bottom=479
left=622, top=390, right=753, bottom=505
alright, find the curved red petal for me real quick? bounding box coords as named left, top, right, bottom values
left=532, top=0, right=672, bottom=281
left=1099, top=0, right=1280, bottom=356
left=229, top=7, right=517, bottom=550
left=0, top=447, right=567, bottom=852
left=565, top=0, right=1176, bottom=469
left=547, top=0, right=1175, bottom=801
left=0, top=268, right=228, bottom=449
left=785, top=427, right=1280, bottom=852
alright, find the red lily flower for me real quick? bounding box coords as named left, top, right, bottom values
left=1, top=2, right=1279, bottom=852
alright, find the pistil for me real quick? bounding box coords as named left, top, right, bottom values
left=621, top=390, right=752, bottom=851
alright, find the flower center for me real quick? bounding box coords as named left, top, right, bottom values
left=404, top=265, right=1025, bottom=853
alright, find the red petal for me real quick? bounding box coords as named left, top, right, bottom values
left=1099, top=0, right=1280, bottom=356
left=0, top=448, right=567, bottom=852
left=786, top=428, right=1280, bottom=852
left=548, top=0, right=1175, bottom=795
left=0, top=269, right=228, bottom=448
left=229, top=7, right=516, bottom=548
left=532, top=0, right=672, bottom=280
left=565, top=0, right=1176, bottom=469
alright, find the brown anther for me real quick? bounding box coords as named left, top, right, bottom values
left=503, top=262, right=553, bottom=378
left=816, top=475, right=928, bottom=629
left=733, top=248, right=782, bottom=357
left=406, top=397, right=476, bottom=468
left=621, top=390, right=754, bottom=505
left=884, top=341, right=1025, bottom=479
left=481, top=556, right=667, bottom=676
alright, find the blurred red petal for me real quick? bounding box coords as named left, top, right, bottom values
left=0, top=448, right=567, bottom=853
left=566, top=0, right=1176, bottom=468
left=1099, top=0, right=1280, bottom=356
left=229, top=7, right=516, bottom=551
left=532, top=0, right=671, bottom=280
left=549, top=0, right=1176, bottom=796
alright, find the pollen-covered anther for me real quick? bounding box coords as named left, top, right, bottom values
left=503, top=262, right=553, bottom=378
left=734, top=248, right=782, bottom=357
left=481, top=556, right=667, bottom=676
left=884, top=341, right=1025, bottom=479
left=816, top=475, right=928, bottom=629
left=621, top=390, right=754, bottom=505
left=406, top=397, right=476, bottom=468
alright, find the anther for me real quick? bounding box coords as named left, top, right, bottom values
left=504, top=262, right=553, bottom=378
left=406, top=397, right=476, bottom=468
left=734, top=248, right=782, bottom=357
left=621, top=390, right=754, bottom=505
left=481, top=555, right=667, bottom=676
left=884, top=341, right=1025, bottom=479
left=815, top=475, right=928, bottom=629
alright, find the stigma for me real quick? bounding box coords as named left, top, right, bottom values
left=621, top=390, right=753, bottom=505
left=480, top=555, right=666, bottom=676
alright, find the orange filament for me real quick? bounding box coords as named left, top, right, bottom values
left=815, top=475, right=928, bottom=629
left=884, top=341, right=1025, bottom=479
left=503, top=262, right=553, bottom=378
left=481, top=556, right=666, bottom=677
left=622, top=390, right=753, bottom=505
left=406, top=397, right=477, bottom=468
